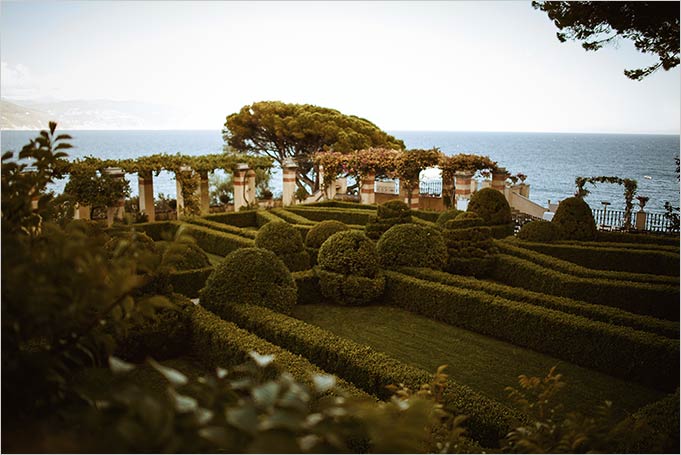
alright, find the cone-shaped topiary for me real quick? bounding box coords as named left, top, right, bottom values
left=317, top=230, right=384, bottom=305
left=552, top=197, right=597, bottom=240
left=255, top=221, right=310, bottom=271
left=305, top=220, right=350, bottom=249
left=161, top=241, right=211, bottom=271
left=377, top=223, right=448, bottom=270
left=517, top=220, right=562, bottom=242
left=200, top=247, right=297, bottom=315
left=436, top=208, right=462, bottom=227
left=467, top=188, right=512, bottom=225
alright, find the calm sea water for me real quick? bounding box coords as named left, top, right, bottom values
left=1, top=129, right=679, bottom=212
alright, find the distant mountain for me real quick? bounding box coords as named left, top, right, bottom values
left=1, top=98, right=188, bottom=130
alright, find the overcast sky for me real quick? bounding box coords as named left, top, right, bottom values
left=1, top=1, right=679, bottom=133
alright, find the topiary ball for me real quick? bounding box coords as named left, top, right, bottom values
left=467, top=188, right=512, bottom=225
left=377, top=223, right=448, bottom=270
left=255, top=221, right=310, bottom=271
left=305, top=220, right=350, bottom=249
left=162, top=241, right=211, bottom=271
left=517, top=220, right=562, bottom=242
left=445, top=211, right=485, bottom=230
left=377, top=200, right=411, bottom=219
left=552, top=197, right=597, bottom=241
left=200, top=247, right=297, bottom=315
left=318, top=230, right=380, bottom=277
left=436, top=208, right=462, bottom=227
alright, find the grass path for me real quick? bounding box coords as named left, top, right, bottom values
left=292, top=304, right=663, bottom=416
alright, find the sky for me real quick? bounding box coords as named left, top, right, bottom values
left=1, top=1, right=679, bottom=134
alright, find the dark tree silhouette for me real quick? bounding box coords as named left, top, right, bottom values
left=532, top=1, right=680, bottom=80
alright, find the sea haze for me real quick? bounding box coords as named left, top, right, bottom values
left=1, top=129, right=678, bottom=212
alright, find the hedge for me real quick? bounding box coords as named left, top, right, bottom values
left=270, top=208, right=316, bottom=225
left=556, top=239, right=679, bottom=253
left=305, top=200, right=377, bottom=210
left=186, top=217, right=257, bottom=239
left=188, top=304, right=371, bottom=399
left=411, top=210, right=441, bottom=223
left=178, top=223, right=254, bottom=256
left=168, top=267, right=214, bottom=298
left=255, top=209, right=285, bottom=227
left=292, top=269, right=322, bottom=305
left=627, top=390, right=680, bottom=453
left=510, top=239, right=679, bottom=277
left=287, top=206, right=374, bottom=225
left=399, top=267, right=678, bottom=339
left=220, top=303, right=522, bottom=447
left=203, top=210, right=257, bottom=227
left=382, top=271, right=679, bottom=392
left=496, top=240, right=678, bottom=285
left=133, top=221, right=181, bottom=241
left=596, top=230, right=680, bottom=246
left=490, top=254, right=679, bottom=320
left=488, top=223, right=515, bottom=239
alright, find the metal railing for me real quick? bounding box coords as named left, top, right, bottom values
left=419, top=180, right=442, bottom=197
left=591, top=208, right=679, bottom=233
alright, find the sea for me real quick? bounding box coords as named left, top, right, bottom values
left=1, top=130, right=679, bottom=213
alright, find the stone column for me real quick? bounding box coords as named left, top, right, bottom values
left=319, top=165, right=337, bottom=200
left=175, top=166, right=189, bottom=218
left=454, top=171, right=474, bottom=208
left=399, top=178, right=419, bottom=210
left=491, top=167, right=508, bottom=193
left=245, top=168, right=257, bottom=206
left=470, top=178, right=478, bottom=194
left=360, top=173, right=376, bottom=205
left=336, top=177, right=347, bottom=196
left=104, top=167, right=126, bottom=226
left=481, top=179, right=492, bottom=190
left=74, top=203, right=91, bottom=220
left=198, top=170, right=210, bottom=215
left=282, top=159, right=298, bottom=206
left=233, top=163, right=249, bottom=211
left=635, top=210, right=647, bottom=231
left=138, top=170, right=155, bottom=222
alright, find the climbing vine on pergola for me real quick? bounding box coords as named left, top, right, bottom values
left=575, top=176, right=638, bottom=229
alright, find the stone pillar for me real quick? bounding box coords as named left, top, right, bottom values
left=336, top=177, right=347, bottom=196
left=74, top=203, right=91, bottom=220
left=491, top=167, right=508, bottom=193
left=518, top=183, right=530, bottom=198
left=245, top=168, right=257, bottom=206
left=399, top=179, right=419, bottom=210
left=470, top=178, right=478, bottom=194
left=454, top=171, right=474, bottom=207
left=234, top=163, right=249, bottom=211
left=442, top=174, right=455, bottom=209
left=319, top=165, right=337, bottom=200
left=635, top=211, right=647, bottom=231
left=282, top=158, right=298, bottom=207
left=198, top=170, right=210, bottom=215
left=481, top=179, right=492, bottom=190
left=360, top=173, right=376, bottom=205
left=104, top=167, right=126, bottom=226
left=175, top=166, right=188, bottom=218
left=138, top=171, right=155, bottom=222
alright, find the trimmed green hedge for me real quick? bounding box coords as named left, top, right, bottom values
left=488, top=223, right=515, bottom=239
left=399, top=267, right=678, bottom=339
left=270, top=208, right=316, bottom=225
left=188, top=304, right=371, bottom=398
left=287, top=206, right=374, bottom=226
left=517, top=220, right=561, bottom=242
left=169, top=267, right=214, bottom=298
left=255, top=209, right=284, bottom=227
left=186, top=217, right=257, bottom=239
left=510, top=240, right=680, bottom=276
left=305, top=200, right=377, bottom=211
left=178, top=223, right=254, bottom=256
left=221, top=303, right=521, bottom=447
left=556, top=239, right=679, bottom=253
left=596, top=230, right=680, bottom=246
left=467, top=188, right=512, bottom=225
left=497, top=240, right=678, bottom=285
left=255, top=221, right=310, bottom=272
left=552, top=196, right=597, bottom=240
left=377, top=223, right=447, bottom=270
left=382, top=271, right=679, bottom=392
left=305, top=220, right=350, bottom=249
left=628, top=390, right=680, bottom=453
left=490, top=254, right=679, bottom=320
left=411, top=210, right=441, bottom=223
left=292, top=269, right=322, bottom=306
left=133, top=221, right=181, bottom=241
left=203, top=210, right=257, bottom=227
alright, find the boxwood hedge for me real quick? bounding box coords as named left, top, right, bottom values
left=186, top=217, right=257, bottom=239
left=178, top=223, right=254, bottom=256
left=204, top=210, right=257, bottom=227
left=382, top=271, right=679, bottom=392
left=168, top=266, right=214, bottom=298
left=287, top=206, right=374, bottom=225
left=596, top=230, right=680, bottom=246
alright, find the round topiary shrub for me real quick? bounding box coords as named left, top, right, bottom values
left=517, top=220, right=562, bottom=242
left=467, top=188, right=512, bottom=225
left=445, top=211, right=484, bottom=230
left=255, top=221, right=310, bottom=272
left=552, top=197, right=597, bottom=241
left=105, top=230, right=158, bottom=258
left=377, top=223, right=447, bottom=270
left=305, top=220, right=350, bottom=249
left=436, top=208, right=462, bottom=227
left=200, top=247, right=297, bottom=315
left=162, top=241, right=211, bottom=271
left=317, top=230, right=384, bottom=305
left=377, top=200, right=411, bottom=219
